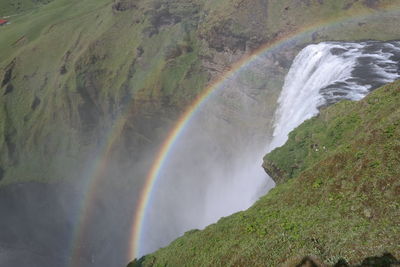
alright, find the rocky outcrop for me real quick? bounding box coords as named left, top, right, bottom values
left=262, top=158, right=289, bottom=185
left=1, top=60, right=14, bottom=88
left=200, top=19, right=249, bottom=53
left=112, top=0, right=139, bottom=12
left=282, top=253, right=400, bottom=267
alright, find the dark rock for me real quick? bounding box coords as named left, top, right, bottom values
left=295, top=256, right=320, bottom=267
left=203, top=21, right=248, bottom=53
left=333, top=258, right=350, bottom=267
left=112, top=0, right=138, bottom=12
left=153, top=1, right=162, bottom=10
left=2, top=68, right=13, bottom=87
left=137, top=46, right=144, bottom=57
left=76, top=82, right=102, bottom=132
left=4, top=83, right=14, bottom=95
left=164, top=43, right=193, bottom=61
left=363, top=0, right=380, bottom=9
left=60, top=65, right=67, bottom=75
left=142, top=26, right=158, bottom=38
left=2, top=60, right=15, bottom=87
left=127, top=256, right=145, bottom=267
left=262, top=158, right=288, bottom=184
left=73, top=46, right=107, bottom=133
left=343, top=2, right=354, bottom=10
left=0, top=167, right=4, bottom=181
left=164, top=45, right=183, bottom=60
left=311, top=31, right=319, bottom=41
left=301, top=0, right=311, bottom=7
left=357, top=253, right=400, bottom=266
left=31, top=96, right=41, bottom=110
left=330, top=47, right=347, bottom=55
left=150, top=8, right=181, bottom=30
left=5, top=133, right=17, bottom=163
left=285, top=253, right=399, bottom=267
left=272, top=50, right=296, bottom=69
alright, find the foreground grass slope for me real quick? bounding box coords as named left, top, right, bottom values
left=131, top=80, right=400, bottom=266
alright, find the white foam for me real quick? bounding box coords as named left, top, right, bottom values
left=269, top=41, right=400, bottom=150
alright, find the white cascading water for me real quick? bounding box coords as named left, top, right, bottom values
left=141, top=41, right=400, bottom=256
left=269, top=41, right=400, bottom=150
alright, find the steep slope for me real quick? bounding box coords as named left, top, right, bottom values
left=130, top=80, right=400, bottom=266
left=1, top=1, right=400, bottom=265
left=1, top=0, right=400, bottom=185
left=0, top=0, right=209, bottom=184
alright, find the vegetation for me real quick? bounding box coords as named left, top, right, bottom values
left=2, top=0, right=400, bottom=185
left=131, top=80, right=400, bottom=266
left=0, top=0, right=208, bottom=184
left=1, top=0, right=400, bottom=265
left=0, top=0, right=54, bottom=16
left=264, top=79, right=400, bottom=183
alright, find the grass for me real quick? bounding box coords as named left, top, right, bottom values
left=264, top=81, right=400, bottom=183
left=0, top=0, right=208, bottom=185
left=0, top=0, right=400, bottom=264
left=1, top=0, right=400, bottom=188
left=131, top=80, right=400, bottom=266
left=0, top=0, right=54, bottom=17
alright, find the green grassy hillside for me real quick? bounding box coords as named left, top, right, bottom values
left=131, top=80, right=400, bottom=266
left=1, top=0, right=400, bottom=185
left=0, top=0, right=54, bottom=16
left=0, top=0, right=208, bottom=184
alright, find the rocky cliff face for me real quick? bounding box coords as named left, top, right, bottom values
left=262, top=159, right=289, bottom=185
left=1, top=0, right=400, bottom=186
left=1, top=1, right=400, bottom=266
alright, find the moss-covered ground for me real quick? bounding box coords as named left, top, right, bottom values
left=132, top=80, right=400, bottom=266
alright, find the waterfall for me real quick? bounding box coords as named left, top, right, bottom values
left=141, top=41, right=400, bottom=257
left=269, top=41, right=400, bottom=150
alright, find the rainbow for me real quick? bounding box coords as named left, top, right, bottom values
left=65, top=2, right=400, bottom=265
left=128, top=3, right=400, bottom=260
left=69, top=117, right=127, bottom=267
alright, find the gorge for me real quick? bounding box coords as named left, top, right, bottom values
left=136, top=40, right=400, bottom=258
left=0, top=1, right=400, bottom=266
left=132, top=53, right=400, bottom=267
